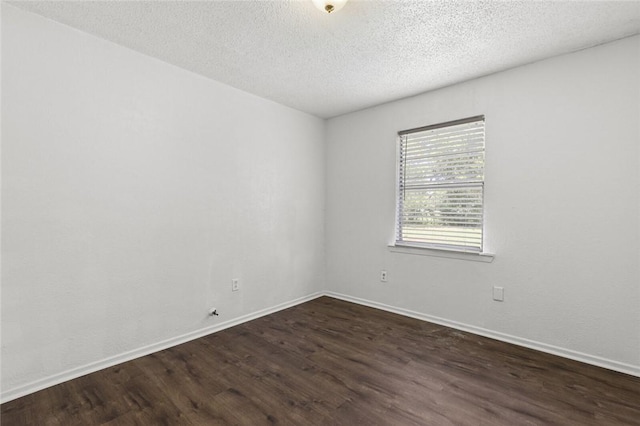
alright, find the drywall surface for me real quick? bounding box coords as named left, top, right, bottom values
left=325, top=35, right=640, bottom=370
left=1, top=5, right=325, bottom=394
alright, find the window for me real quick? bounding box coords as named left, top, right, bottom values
left=395, top=116, right=485, bottom=253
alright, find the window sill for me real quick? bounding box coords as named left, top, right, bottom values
left=388, top=244, right=495, bottom=262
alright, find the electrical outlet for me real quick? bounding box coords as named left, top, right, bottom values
left=232, top=278, right=240, bottom=292
left=380, top=270, right=388, bottom=282
left=493, top=286, right=504, bottom=302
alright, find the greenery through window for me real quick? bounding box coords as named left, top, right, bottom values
left=396, top=116, right=485, bottom=252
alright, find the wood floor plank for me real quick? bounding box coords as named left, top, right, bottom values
left=2, top=296, right=639, bottom=425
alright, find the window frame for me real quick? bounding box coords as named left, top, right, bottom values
left=393, top=115, right=488, bottom=256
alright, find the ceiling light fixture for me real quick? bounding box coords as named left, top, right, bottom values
left=312, top=0, right=348, bottom=14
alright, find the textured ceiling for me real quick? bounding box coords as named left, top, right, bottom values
left=7, top=0, right=640, bottom=118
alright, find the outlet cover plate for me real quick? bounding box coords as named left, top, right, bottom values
left=493, top=286, right=504, bottom=301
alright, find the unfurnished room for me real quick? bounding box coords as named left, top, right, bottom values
left=1, top=0, right=640, bottom=424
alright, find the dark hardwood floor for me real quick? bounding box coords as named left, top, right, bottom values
left=2, top=296, right=639, bottom=425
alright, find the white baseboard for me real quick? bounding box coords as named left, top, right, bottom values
left=324, top=291, right=640, bottom=378
left=0, top=292, right=324, bottom=404
left=4, top=289, right=638, bottom=403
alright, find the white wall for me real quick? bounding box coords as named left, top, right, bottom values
left=325, top=35, right=640, bottom=372
left=1, top=4, right=325, bottom=396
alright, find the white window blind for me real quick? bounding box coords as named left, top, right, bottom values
left=396, top=116, right=485, bottom=253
